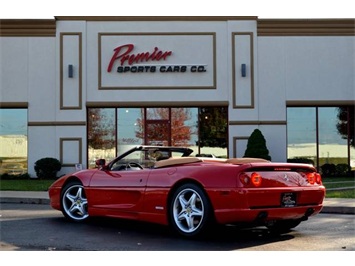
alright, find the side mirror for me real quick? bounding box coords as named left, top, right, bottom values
left=95, top=159, right=106, bottom=168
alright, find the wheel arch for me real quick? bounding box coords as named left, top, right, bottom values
left=166, top=178, right=216, bottom=222
left=59, top=176, right=83, bottom=203
left=61, top=176, right=83, bottom=189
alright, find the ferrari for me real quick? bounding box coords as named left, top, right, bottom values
left=48, top=145, right=326, bottom=238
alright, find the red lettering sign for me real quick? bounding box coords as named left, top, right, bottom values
left=107, top=44, right=173, bottom=72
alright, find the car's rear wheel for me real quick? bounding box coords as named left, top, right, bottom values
left=61, top=181, right=89, bottom=222
left=169, top=183, right=212, bottom=238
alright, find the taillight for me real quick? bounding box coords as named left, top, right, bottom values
left=239, top=173, right=250, bottom=185
left=240, top=172, right=262, bottom=187
left=315, top=173, right=322, bottom=184
left=307, top=173, right=315, bottom=184
left=306, top=172, right=322, bottom=185
left=251, top=172, right=262, bottom=186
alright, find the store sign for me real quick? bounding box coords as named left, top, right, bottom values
left=107, top=44, right=207, bottom=74
left=107, top=44, right=172, bottom=71
left=99, top=33, right=215, bottom=89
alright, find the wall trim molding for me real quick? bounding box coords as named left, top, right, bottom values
left=86, top=101, right=229, bottom=108
left=287, top=100, right=355, bottom=107
left=28, top=121, right=86, bottom=126
left=0, top=102, right=29, bottom=108
left=229, top=120, right=286, bottom=126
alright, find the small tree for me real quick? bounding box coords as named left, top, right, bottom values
left=244, top=129, right=271, bottom=160
left=34, top=157, right=62, bottom=179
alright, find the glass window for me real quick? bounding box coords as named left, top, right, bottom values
left=110, top=146, right=194, bottom=171
left=145, top=108, right=170, bottom=146
left=318, top=107, right=348, bottom=174
left=146, top=107, right=169, bottom=120
left=117, top=108, right=144, bottom=154
left=87, top=108, right=116, bottom=168
left=287, top=106, right=354, bottom=176
left=171, top=108, right=197, bottom=147
left=287, top=107, right=317, bottom=166
left=351, top=147, right=355, bottom=172
left=111, top=149, right=151, bottom=170
left=0, top=109, right=28, bottom=175
left=197, top=107, right=228, bottom=158
left=87, top=106, right=228, bottom=167
left=337, top=106, right=355, bottom=172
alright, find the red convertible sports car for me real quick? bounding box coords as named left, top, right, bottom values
left=48, top=145, right=326, bottom=238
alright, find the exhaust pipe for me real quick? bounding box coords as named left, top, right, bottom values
left=301, top=208, right=315, bottom=221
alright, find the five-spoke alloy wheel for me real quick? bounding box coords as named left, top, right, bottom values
left=170, top=183, right=211, bottom=238
left=61, top=181, right=89, bottom=222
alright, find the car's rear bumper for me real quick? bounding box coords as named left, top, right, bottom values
left=214, top=204, right=323, bottom=224
left=209, top=186, right=325, bottom=224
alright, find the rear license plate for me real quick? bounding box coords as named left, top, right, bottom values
left=281, top=192, right=297, bottom=207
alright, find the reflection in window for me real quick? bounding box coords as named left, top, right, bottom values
left=87, top=107, right=228, bottom=167
left=197, top=107, right=228, bottom=158
left=171, top=108, right=196, bottom=147
left=318, top=107, right=348, bottom=167
left=0, top=109, right=28, bottom=175
left=336, top=106, right=355, bottom=171
left=144, top=108, right=171, bottom=146
left=287, top=107, right=317, bottom=165
left=146, top=107, right=169, bottom=120
left=87, top=108, right=116, bottom=168
left=351, top=147, right=355, bottom=171
left=287, top=106, right=354, bottom=175
left=117, top=108, right=143, bottom=154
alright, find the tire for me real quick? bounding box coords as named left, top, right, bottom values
left=169, top=183, right=212, bottom=238
left=61, top=181, right=89, bottom=222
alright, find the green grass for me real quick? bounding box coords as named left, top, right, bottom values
left=0, top=176, right=354, bottom=198
left=0, top=179, right=55, bottom=192
left=325, top=189, right=354, bottom=199
left=321, top=176, right=355, bottom=198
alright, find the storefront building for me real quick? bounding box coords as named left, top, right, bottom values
left=0, top=17, right=354, bottom=177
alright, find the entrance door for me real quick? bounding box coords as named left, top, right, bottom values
left=144, top=108, right=171, bottom=146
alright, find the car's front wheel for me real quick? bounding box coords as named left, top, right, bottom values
left=61, top=181, right=89, bottom=222
left=169, top=183, right=212, bottom=238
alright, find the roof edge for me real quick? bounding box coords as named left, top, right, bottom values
left=54, top=16, right=258, bottom=21
left=0, top=19, right=56, bottom=37
left=258, top=18, right=355, bottom=36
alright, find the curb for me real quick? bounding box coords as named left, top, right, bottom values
left=0, top=197, right=50, bottom=205
left=321, top=206, right=355, bottom=215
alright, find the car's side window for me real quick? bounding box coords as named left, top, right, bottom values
left=109, top=148, right=187, bottom=171
left=111, top=150, right=155, bottom=170
left=111, top=161, right=130, bottom=171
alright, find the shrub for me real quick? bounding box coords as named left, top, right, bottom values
left=34, top=157, right=62, bottom=179
left=335, top=164, right=351, bottom=176
left=320, top=163, right=336, bottom=177
left=243, top=129, right=272, bottom=161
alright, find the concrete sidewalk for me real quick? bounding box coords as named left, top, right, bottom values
left=0, top=191, right=50, bottom=205
left=0, top=190, right=354, bottom=215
